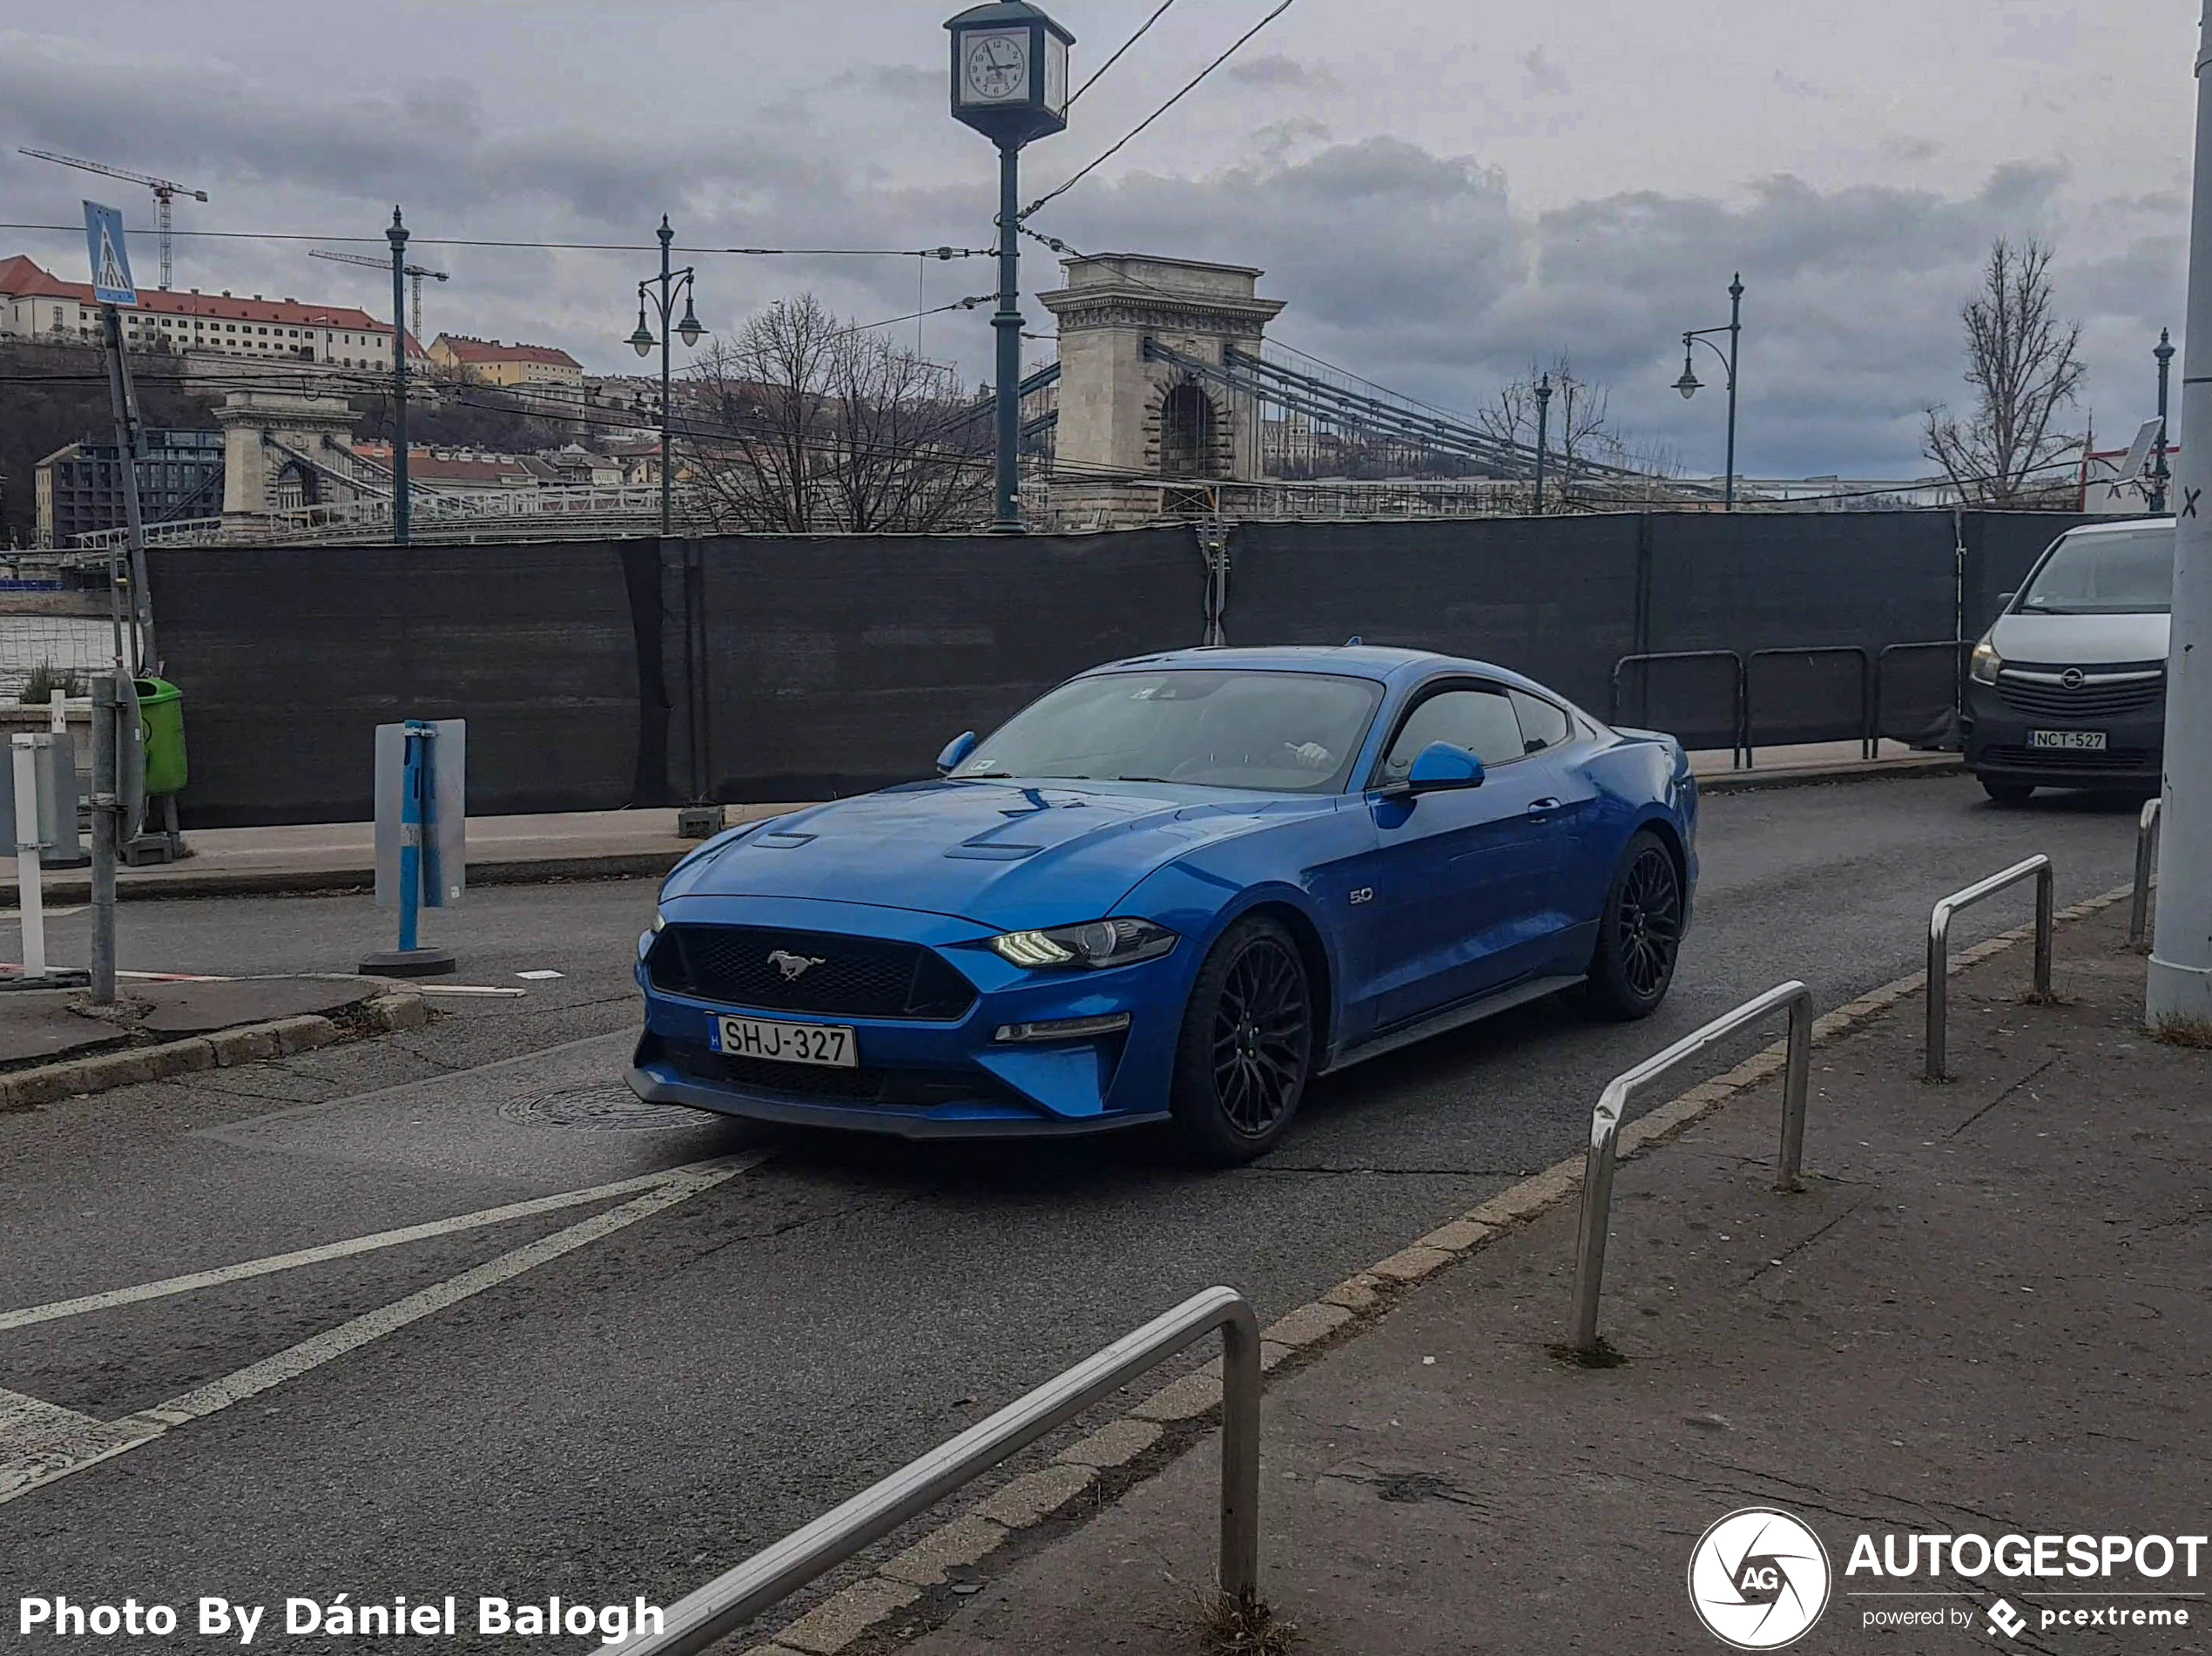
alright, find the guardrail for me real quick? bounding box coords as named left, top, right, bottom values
left=1925, top=855, right=2054, bottom=1081
left=1874, top=640, right=1970, bottom=748
left=2131, top=798, right=2162, bottom=950
left=605, top=1287, right=1262, bottom=1655
left=1567, top=981, right=1813, bottom=1357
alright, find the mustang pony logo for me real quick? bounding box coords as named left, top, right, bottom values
left=767, top=950, right=826, bottom=982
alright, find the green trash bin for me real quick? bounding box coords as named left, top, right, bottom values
left=134, top=676, right=188, bottom=797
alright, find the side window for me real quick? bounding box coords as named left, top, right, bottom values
left=1379, top=687, right=1526, bottom=783
left=1509, top=690, right=1573, bottom=754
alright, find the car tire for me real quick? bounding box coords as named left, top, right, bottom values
left=1169, top=915, right=1315, bottom=1166
left=1980, top=780, right=2035, bottom=805
left=1585, top=829, right=1684, bottom=1022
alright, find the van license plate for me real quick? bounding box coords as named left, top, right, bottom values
left=711, top=1016, right=858, bottom=1067
left=2029, top=730, right=2107, bottom=750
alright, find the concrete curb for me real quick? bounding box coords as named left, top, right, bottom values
left=0, top=990, right=428, bottom=1112
left=1696, top=754, right=1963, bottom=794
left=0, top=852, right=686, bottom=909
left=742, top=880, right=2134, bottom=1656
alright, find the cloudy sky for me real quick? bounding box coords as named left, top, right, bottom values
left=1, top=1, right=2194, bottom=477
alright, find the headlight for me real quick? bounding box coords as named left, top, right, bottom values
left=651, top=909, right=668, bottom=932
left=1969, top=639, right=2004, bottom=685
left=989, top=917, right=1177, bottom=970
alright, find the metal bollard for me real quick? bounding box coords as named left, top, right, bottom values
left=1925, top=855, right=2054, bottom=1081
left=2131, top=798, right=2162, bottom=951
left=1568, top=981, right=1814, bottom=1357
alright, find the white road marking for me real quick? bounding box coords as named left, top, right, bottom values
left=0, top=1152, right=764, bottom=1507
left=416, top=984, right=529, bottom=997
left=0, top=1165, right=714, bottom=1331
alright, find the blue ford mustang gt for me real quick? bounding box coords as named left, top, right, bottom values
left=631, top=646, right=1697, bottom=1163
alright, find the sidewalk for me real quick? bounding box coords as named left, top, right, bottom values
left=894, top=902, right=2208, bottom=1654
left=0, top=745, right=1959, bottom=909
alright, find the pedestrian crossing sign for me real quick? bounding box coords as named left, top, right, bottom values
left=82, top=199, right=137, bottom=307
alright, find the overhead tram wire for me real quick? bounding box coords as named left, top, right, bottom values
left=1069, top=0, right=1178, bottom=105
left=1020, top=0, right=1296, bottom=221
left=0, top=221, right=989, bottom=258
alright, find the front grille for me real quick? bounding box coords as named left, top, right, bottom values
left=649, top=924, right=976, bottom=1021
left=658, top=1041, right=1011, bottom=1107
left=1995, top=672, right=2163, bottom=719
left=1982, top=744, right=2156, bottom=774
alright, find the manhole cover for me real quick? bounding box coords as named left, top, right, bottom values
left=501, top=1087, right=706, bottom=1132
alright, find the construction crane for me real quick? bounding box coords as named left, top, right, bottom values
left=17, top=148, right=208, bottom=291
left=309, top=247, right=449, bottom=345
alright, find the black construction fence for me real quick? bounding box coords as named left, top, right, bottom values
left=148, top=509, right=2101, bottom=827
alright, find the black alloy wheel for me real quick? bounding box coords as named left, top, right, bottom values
left=1587, top=829, right=1684, bottom=1020
left=1170, top=916, right=1314, bottom=1164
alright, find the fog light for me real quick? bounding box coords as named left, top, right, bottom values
left=993, top=1013, right=1132, bottom=1044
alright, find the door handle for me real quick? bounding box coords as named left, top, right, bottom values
left=1527, top=797, right=1561, bottom=814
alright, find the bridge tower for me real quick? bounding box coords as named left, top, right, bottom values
left=212, top=389, right=369, bottom=532
left=1037, top=253, right=1285, bottom=524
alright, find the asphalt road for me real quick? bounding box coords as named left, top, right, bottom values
left=0, top=775, right=2151, bottom=1648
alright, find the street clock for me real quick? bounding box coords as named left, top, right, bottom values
left=946, top=2, right=1074, bottom=148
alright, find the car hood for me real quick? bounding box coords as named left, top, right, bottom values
left=662, top=779, right=1332, bottom=929
left=1991, top=611, right=2170, bottom=666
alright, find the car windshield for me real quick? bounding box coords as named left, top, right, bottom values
left=953, top=669, right=1385, bottom=794
left=2018, top=526, right=2175, bottom=615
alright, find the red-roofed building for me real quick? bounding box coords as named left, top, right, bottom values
left=0, top=253, right=421, bottom=369
left=427, top=334, right=583, bottom=391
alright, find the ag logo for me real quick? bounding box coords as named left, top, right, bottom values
left=1687, top=1507, right=1831, bottom=1649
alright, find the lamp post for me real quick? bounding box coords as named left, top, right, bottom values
left=946, top=2, right=1074, bottom=533
left=2153, top=327, right=2175, bottom=515
left=1673, top=273, right=1744, bottom=510
left=1532, top=371, right=1552, bottom=516
left=628, top=214, right=705, bottom=537
left=388, top=206, right=411, bottom=544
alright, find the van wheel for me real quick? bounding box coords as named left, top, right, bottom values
left=1981, top=780, right=2034, bottom=805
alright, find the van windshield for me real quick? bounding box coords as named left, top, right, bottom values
left=2017, top=526, right=2175, bottom=615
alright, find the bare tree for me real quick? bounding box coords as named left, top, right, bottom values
left=685, top=294, right=990, bottom=532
left=1479, top=357, right=1626, bottom=511
left=1924, top=238, right=2087, bottom=505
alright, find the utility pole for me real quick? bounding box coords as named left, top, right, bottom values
left=2153, top=328, right=2175, bottom=516
left=2148, top=16, right=2212, bottom=1031
left=388, top=207, right=411, bottom=545
left=1533, top=372, right=1552, bottom=516
left=992, top=143, right=1023, bottom=532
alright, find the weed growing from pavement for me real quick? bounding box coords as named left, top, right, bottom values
left=2149, top=1016, right=2212, bottom=1050
left=1194, top=1588, right=1296, bottom=1655
left=1548, top=1335, right=1628, bottom=1369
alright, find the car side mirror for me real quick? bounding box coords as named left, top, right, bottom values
left=936, top=731, right=979, bottom=776
left=1997, top=591, right=2016, bottom=612
left=1406, top=741, right=1485, bottom=794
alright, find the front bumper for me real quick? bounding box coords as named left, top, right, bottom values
left=628, top=896, right=1187, bottom=1139
left=1962, top=677, right=2165, bottom=790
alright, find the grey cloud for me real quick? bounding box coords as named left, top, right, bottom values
left=1224, top=54, right=1340, bottom=92
left=1519, top=49, right=1570, bottom=97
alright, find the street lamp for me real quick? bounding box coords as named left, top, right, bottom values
left=1674, top=273, right=1744, bottom=510
left=627, top=213, right=707, bottom=537
left=2153, top=327, right=2175, bottom=515
left=946, top=1, right=1075, bottom=533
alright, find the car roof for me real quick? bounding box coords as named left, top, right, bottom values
left=1085, top=645, right=1548, bottom=693
left=2057, top=517, right=2175, bottom=538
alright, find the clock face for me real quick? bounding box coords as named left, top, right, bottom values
left=963, top=30, right=1029, bottom=102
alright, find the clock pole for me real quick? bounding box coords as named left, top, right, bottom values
left=993, top=140, right=1023, bottom=532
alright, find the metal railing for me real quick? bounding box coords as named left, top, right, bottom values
left=1745, top=646, right=1874, bottom=761
left=1609, top=651, right=1748, bottom=767
left=605, top=1287, right=1262, bottom=1655
left=2131, top=798, right=2162, bottom=950
left=1568, top=981, right=1813, bottom=1356
left=1925, top=855, right=2054, bottom=1081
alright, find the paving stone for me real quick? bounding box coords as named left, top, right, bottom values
left=774, top=1578, right=922, bottom=1653
left=971, top=1463, right=1096, bottom=1529
left=1054, top=1417, right=1163, bottom=1470
left=879, top=1515, right=1008, bottom=1585
left=1262, top=1301, right=1352, bottom=1348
